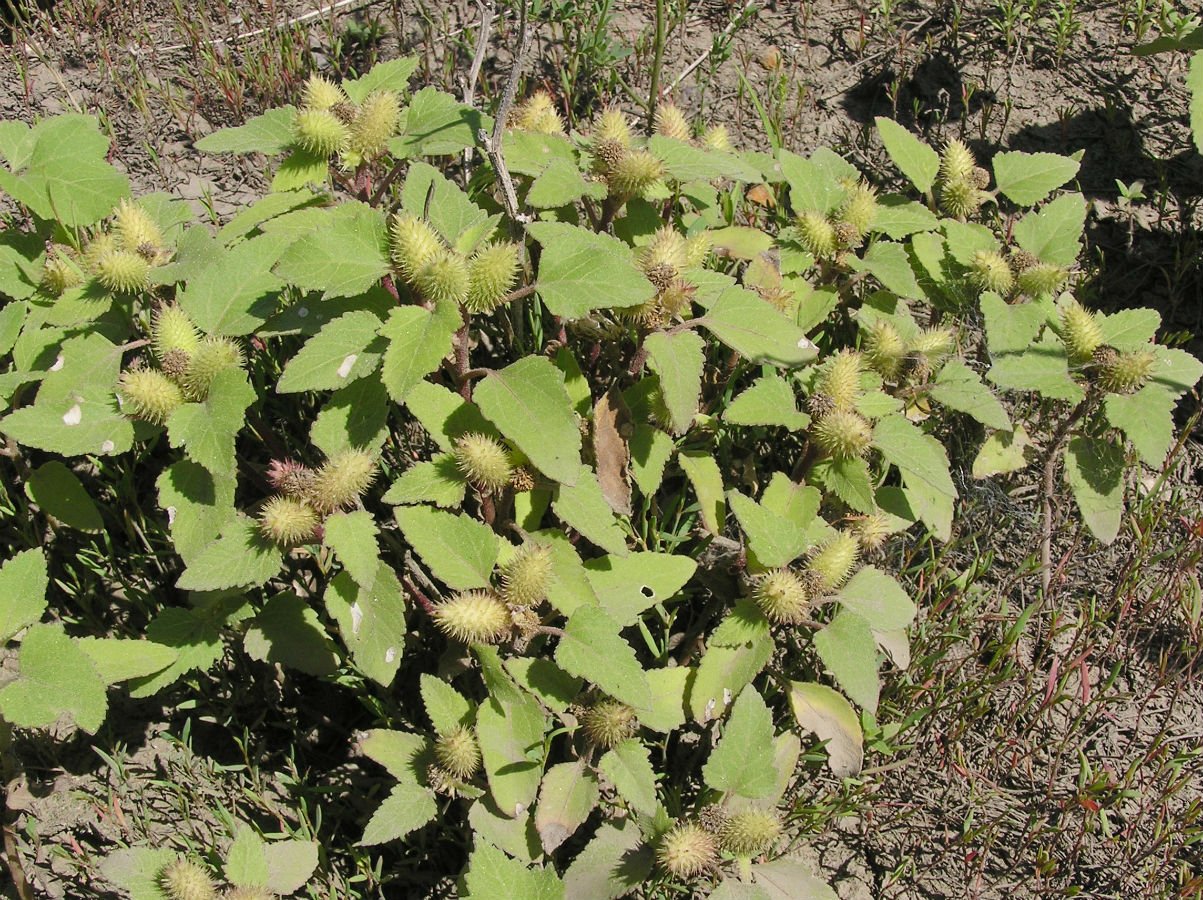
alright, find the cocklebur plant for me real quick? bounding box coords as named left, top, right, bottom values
left=0, top=56, right=1198, bottom=899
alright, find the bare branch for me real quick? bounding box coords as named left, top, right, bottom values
left=479, top=0, right=534, bottom=226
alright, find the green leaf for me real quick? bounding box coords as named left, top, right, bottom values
left=225, top=827, right=269, bottom=889
left=401, top=162, right=494, bottom=252
left=702, top=686, right=777, bottom=798
left=26, top=461, right=103, bottom=531
left=644, top=330, right=704, bottom=435
left=167, top=369, right=255, bottom=473
left=527, top=221, right=654, bottom=318
left=679, top=451, right=726, bottom=535
left=562, top=819, right=653, bottom=900
left=343, top=57, right=419, bottom=102
left=984, top=292, right=1046, bottom=354
left=195, top=107, right=296, bottom=154
left=420, top=673, right=473, bottom=733
left=244, top=592, right=339, bottom=677
left=787, top=680, right=863, bottom=776
left=1065, top=435, right=1125, bottom=544
left=324, top=566, right=407, bottom=686
left=874, top=118, right=939, bottom=193
left=535, top=761, right=599, bottom=853
left=1190, top=50, right=1203, bottom=152
left=360, top=729, right=426, bottom=781
left=468, top=799, right=541, bottom=862
left=1095, top=307, right=1160, bottom=351
left=809, top=456, right=876, bottom=514
left=0, top=548, right=47, bottom=644
left=709, top=226, right=774, bottom=260
left=992, top=151, right=1080, bottom=205
left=100, top=847, right=178, bottom=900
left=324, top=510, right=380, bottom=588
left=1152, top=346, right=1203, bottom=397
left=504, top=658, right=581, bottom=713
left=390, top=87, right=490, bottom=158
left=724, top=375, right=809, bottom=429
left=157, top=461, right=237, bottom=566
left=849, top=240, right=921, bottom=298
left=476, top=671, right=548, bottom=818
left=539, top=532, right=598, bottom=616
left=76, top=638, right=177, bottom=684
left=689, top=602, right=773, bottom=724
left=475, top=355, right=583, bottom=485
left=263, top=840, right=320, bottom=895
left=728, top=489, right=807, bottom=569
left=0, top=623, right=106, bottom=733
left=176, top=518, right=283, bottom=592
left=361, top=783, right=438, bottom=845
left=527, top=159, right=606, bottom=209
left=749, top=857, right=840, bottom=900
left=382, top=454, right=467, bottom=508
left=270, top=148, right=329, bottom=192
left=277, top=310, right=383, bottom=393
left=395, top=505, right=500, bottom=590
left=380, top=299, right=462, bottom=400
left=942, top=220, right=999, bottom=266
left=987, top=333, right=1085, bottom=403
left=552, top=466, right=629, bottom=556
left=629, top=424, right=674, bottom=498
left=404, top=380, right=495, bottom=452
left=872, top=414, right=957, bottom=537
left=503, top=130, right=577, bottom=177
left=648, top=135, right=761, bottom=182
left=462, top=842, right=563, bottom=900
left=582, top=552, right=696, bottom=627
left=177, top=231, right=287, bottom=336
left=218, top=189, right=322, bottom=243
left=930, top=359, right=1011, bottom=430
left=972, top=425, right=1034, bottom=478
left=274, top=202, right=390, bottom=299
left=556, top=605, right=653, bottom=711
left=705, top=287, right=818, bottom=366
left=814, top=611, right=880, bottom=712
left=779, top=150, right=842, bottom=214
left=837, top=567, right=916, bottom=631
left=311, top=374, right=390, bottom=456
left=1105, top=386, right=1176, bottom=467
left=1013, top=193, right=1086, bottom=267
left=599, top=740, right=658, bottom=815
left=643, top=666, right=690, bottom=734
left=129, top=606, right=225, bottom=698
left=869, top=195, right=938, bottom=238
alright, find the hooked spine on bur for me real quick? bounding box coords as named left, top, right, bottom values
left=806, top=530, right=860, bottom=591
left=432, top=590, right=513, bottom=644
left=434, top=725, right=482, bottom=780
left=1060, top=298, right=1104, bottom=363
left=257, top=496, right=319, bottom=546
left=118, top=369, right=185, bottom=425
left=752, top=568, right=812, bottom=624
left=454, top=432, right=514, bottom=493
left=304, top=448, right=377, bottom=513
left=656, top=823, right=717, bottom=878
left=718, top=809, right=783, bottom=857
left=466, top=241, right=520, bottom=314
left=500, top=543, right=553, bottom=607
left=159, top=859, right=218, bottom=900
left=579, top=699, right=638, bottom=749
left=511, top=90, right=565, bottom=134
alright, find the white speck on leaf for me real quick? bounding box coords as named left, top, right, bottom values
left=100, top=440, right=115, bottom=453
left=62, top=404, right=82, bottom=426
left=166, top=506, right=177, bottom=525
left=296, top=306, right=309, bottom=318
left=337, top=354, right=357, bottom=379
left=385, top=647, right=396, bottom=663
left=50, top=355, right=65, bottom=372
left=350, top=602, right=363, bottom=634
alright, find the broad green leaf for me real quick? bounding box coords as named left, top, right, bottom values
left=1095, top=308, right=1160, bottom=351
left=649, top=135, right=760, bottom=182
left=709, top=226, right=774, bottom=260
left=779, top=149, right=842, bottom=214
left=1105, top=386, right=1176, bottom=466
left=195, top=107, right=296, bottom=154
left=0, top=623, right=106, bottom=732
left=129, top=606, right=226, bottom=698
left=710, top=881, right=771, bottom=900
left=556, top=605, right=653, bottom=712
left=382, top=454, right=467, bottom=508
left=809, top=456, right=876, bottom=514
left=26, top=461, right=103, bottom=531
left=311, top=374, right=390, bottom=456
left=274, top=202, right=390, bottom=299
left=872, top=414, right=957, bottom=533
left=1151, top=346, right=1203, bottom=397
left=167, top=369, right=255, bottom=473
left=993, top=151, right=1080, bottom=205
left=870, top=196, right=938, bottom=238
left=702, top=686, right=777, bottom=798
left=930, top=359, right=1011, bottom=430
left=76, top=638, right=177, bottom=684
left=99, top=848, right=178, bottom=900
left=705, top=287, right=818, bottom=366
left=875, top=118, right=939, bottom=193
left=177, top=231, right=287, bottom=335
left=263, top=840, right=320, bottom=895
left=728, top=489, right=807, bottom=569
left=395, top=505, right=499, bottom=590
left=1191, top=50, right=1203, bottom=152
left=553, top=347, right=592, bottom=416
left=404, top=380, right=495, bottom=452
left=1013, top=193, right=1086, bottom=267
left=849, top=240, right=921, bottom=298
left=157, top=461, right=238, bottom=566
left=985, top=291, right=1047, bottom=353
left=176, top=518, right=283, bottom=592
left=476, top=355, right=582, bottom=485
left=814, top=611, right=880, bottom=712
left=749, top=857, right=840, bottom=900
left=1065, top=435, right=1125, bottom=544
left=942, top=220, right=999, bottom=267
left=527, top=158, right=605, bottom=208
left=689, top=602, right=773, bottom=724
left=378, top=300, right=462, bottom=403
left=539, top=532, right=599, bottom=617
left=599, top=740, right=658, bottom=815
left=724, top=375, right=809, bottom=429
left=343, top=56, right=419, bottom=102
left=535, top=761, right=599, bottom=853
left=761, top=473, right=821, bottom=534
left=359, top=729, right=426, bottom=781
left=476, top=680, right=548, bottom=818
left=837, top=567, right=916, bottom=631
left=629, top=424, right=674, bottom=498
left=644, top=330, right=704, bottom=435
left=582, top=552, right=697, bottom=626
left=324, top=509, right=380, bottom=588
left=987, top=333, right=1085, bottom=402
left=324, top=566, right=407, bottom=685
left=218, top=189, right=322, bottom=243
left=461, top=841, right=563, bottom=900
left=0, top=548, right=48, bottom=644
left=277, top=310, right=383, bottom=392
left=527, top=221, right=654, bottom=318
left=400, top=162, right=494, bottom=252
left=504, top=658, right=581, bottom=713
left=503, top=130, right=577, bottom=177
left=390, top=87, right=491, bottom=158
left=562, top=818, right=653, bottom=900
left=972, top=425, right=1034, bottom=478
left=244, top=592, right=339, bottom=677
left=679, top=450, right=726, bottom=535
left=787, top=680, right=863, bottom=776
left=552, top=466, right=629, bottom=556
left=420, top=673, right=474, bottom=733
left=643, top=666, right=690, bottom=734
left=225, top=827, right=268, bottom=889
left=360, top=783, right=438, bottom=845
left=271, top=148, right=329, bottom=192
left=468, top=799, right=541, bottom=862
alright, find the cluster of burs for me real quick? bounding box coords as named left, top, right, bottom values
left=157, top=858, right=278, bottom=900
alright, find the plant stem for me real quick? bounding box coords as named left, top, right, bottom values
left=647, top=0, right=667, bottom=131
left=1039, top=395, right=1093, bottom=595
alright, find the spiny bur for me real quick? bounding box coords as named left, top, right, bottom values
left=654, top=102, right=691, bottom=141
left=113, top=199, right=163, bottom=252
left=466, top=242, right=520, bottom=314
left=719, top=809, right=782, bottom=857
left=813, top=408, right=872, bottom=460
left=432, top=590, right=512, bottom=644
left=607, top=149, right=664, bottom=199
left=83, top=234, right=119, bottom=273
left=684, top=231, right=712, bottom=267
left=258, top=496, right=319, bottom=545
left=939, top=138, right=977, bottom=184
left=797, top=211, right=837, bottom=259
left=306, top=448, right=377, bottom=513
left=160, top=859, right=218, bottom=900
left=118, top=369, right=185, bottom=425
left=939, top=178, right=984, bottom=219
left=852, top=512, right=894, bottom=551
left=293, top=107, right=350, bottom=157
left=434, top=726, right=482, bottom=780
left=454, top=433, right=514, bottom=493
left=864, top=319, right=907, bottom=380
left=593, top=107, right=633, bottom=147
left=752, top=569, right=811, bottom=624
left=153, top=305, right=202, bottom=360
left=41, top=246, right=82, bottom=295
left=818, top=350, right=864, bottom=412
left=1098, top=348, right=1156, bottom=394
left=837, top=181, right=879, bottom=237
left=807, top=531, right=860, bottom=591
left=180, top=336, right=244, bottom=401
left=348, top=90, right=401, bottom=162
left=390, top=213, right=444, bottom=281
left=701, top=123, right=732, bottom=152
left=302, top=73, right=347, bottom=111
left=512, top=91, right=564, bottom=134
left=580, top=700, right=638, bottom=749
left=94, top=248, right=151, bottom=293
left=1017, top=263, right=1067, bottom=297
left=657, top=823, right=717, bottom=878
left=1060, top=299, right=1104, bottom=363
left=500, top=543, right=553, bottom=607
left=639, top=226, right=689, bottom=289
left=970, top=249, right=1015, bottom=295
left=415, top=250, right=470, bottom=306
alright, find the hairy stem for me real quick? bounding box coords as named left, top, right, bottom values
left=647, top=0, right=667, bottom=132
left=1039, top=395, right=1093, bottom=595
